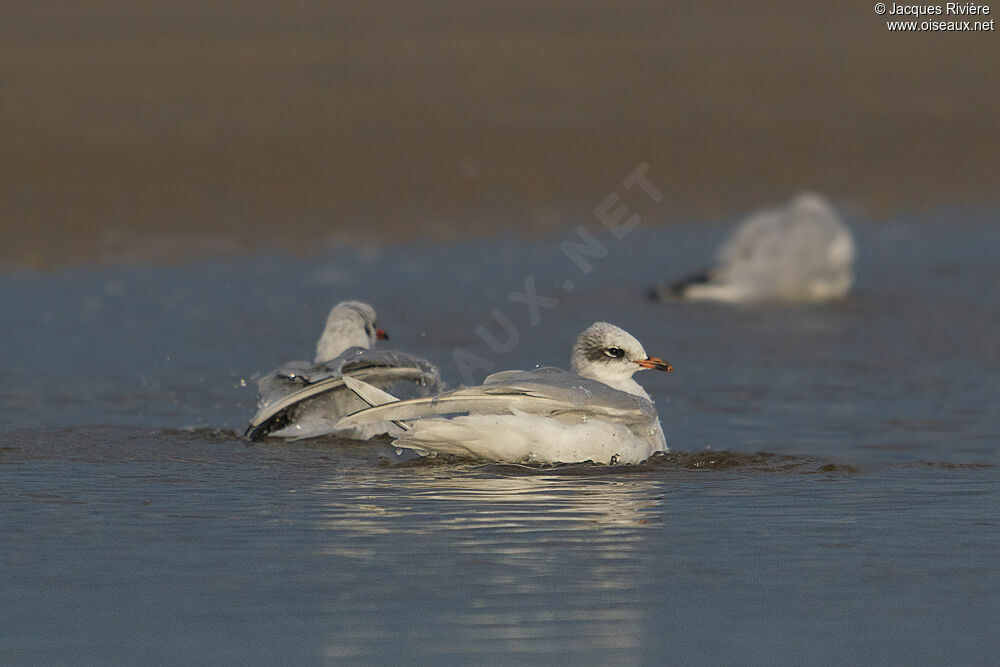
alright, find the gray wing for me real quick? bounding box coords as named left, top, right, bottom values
left=335, top=367, right=654, bottom=431
left=272, top=347, right=440, bottom=385
left=245, top=347, right=441, bottom=440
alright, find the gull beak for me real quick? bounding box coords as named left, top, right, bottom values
left=635, top=356, right=673, bottom=373
left=376, top=328, right=389, bottom=341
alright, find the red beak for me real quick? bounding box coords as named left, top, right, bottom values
left=376, top=328, right=389, bottom=341
left=634, top=356, right=673, bottom=372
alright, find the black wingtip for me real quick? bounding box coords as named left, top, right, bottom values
left=668, top=279, right=691, bottom=299
left=243, top=408, right=294, bottom=442
left=647, top=285, right=669, bottom=302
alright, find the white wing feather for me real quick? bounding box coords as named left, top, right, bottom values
left=335, top=368, right=653, bottom=431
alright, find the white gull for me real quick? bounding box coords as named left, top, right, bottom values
left=663, top=193, right=855, bottom=303
left=245, top=300, right=440, bottom=441
left=336, top=322, right=672, bottom=464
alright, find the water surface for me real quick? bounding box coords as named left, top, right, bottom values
left=2, top=209, right=999, bottom=662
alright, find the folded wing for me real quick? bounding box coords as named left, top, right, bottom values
left=334, top=367, right=654, bottom=431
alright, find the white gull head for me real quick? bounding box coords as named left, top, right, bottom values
left=569, top=322, right=672, bottom=399
left=314, top=301, right=386, bottom=363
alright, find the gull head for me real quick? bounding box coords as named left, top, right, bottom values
left=570, top=322, right=671, bottom=396
left=315, top=300, right=388, bottom=363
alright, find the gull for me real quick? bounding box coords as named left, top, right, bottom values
left=658, top=193, right=856, bottom=303
left=244, top=301, right=441, bottom=441
left=335, top=322, right=672, bottom=464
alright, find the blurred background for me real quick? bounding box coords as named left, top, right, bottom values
left=2, top=0, right=997, bottom=266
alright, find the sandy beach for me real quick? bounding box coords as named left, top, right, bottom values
left=2, top=1, right=997, bottom=265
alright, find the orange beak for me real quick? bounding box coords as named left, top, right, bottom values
left=376, top=328, right=389, bottom=341
left=634, top=356, right=673, bottom=373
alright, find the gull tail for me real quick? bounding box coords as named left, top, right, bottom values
left=649, top=270, right=711, bottom=301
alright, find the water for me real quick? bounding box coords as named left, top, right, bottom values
left=2, top=208, right=999, bottom=663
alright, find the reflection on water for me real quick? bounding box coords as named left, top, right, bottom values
left=310, top=473, right=663, bottom=657
left=322, top=473, right=663, bottom=524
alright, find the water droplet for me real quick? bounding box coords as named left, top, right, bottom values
left=569, top=386, right=591, bottom=406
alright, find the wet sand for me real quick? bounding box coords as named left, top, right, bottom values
left=2, top=1, right=998, bottom=266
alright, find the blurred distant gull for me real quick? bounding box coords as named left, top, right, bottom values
left=336, top=322, right=672, bottom=464
left=657, top=194, right=855, bottom=303
left=245, top=301, right=441, bottom=441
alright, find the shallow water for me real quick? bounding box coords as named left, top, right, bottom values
left=3, top=209, right=999, bottom=662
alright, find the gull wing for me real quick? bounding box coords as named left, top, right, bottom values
left=245, top=354, right=439, bottom=441
left=275, top=347, right=441, bottom=385
left=342, top=375, right=401, bottom=407
left=334, top=367, right=653, bottom=431
left=341, top=376, right=411, bottom=433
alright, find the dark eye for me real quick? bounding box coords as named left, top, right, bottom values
left=604, top=347, right=625, bottom=359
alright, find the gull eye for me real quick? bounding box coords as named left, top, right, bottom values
left=604, top=347, right=625, bottom=359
